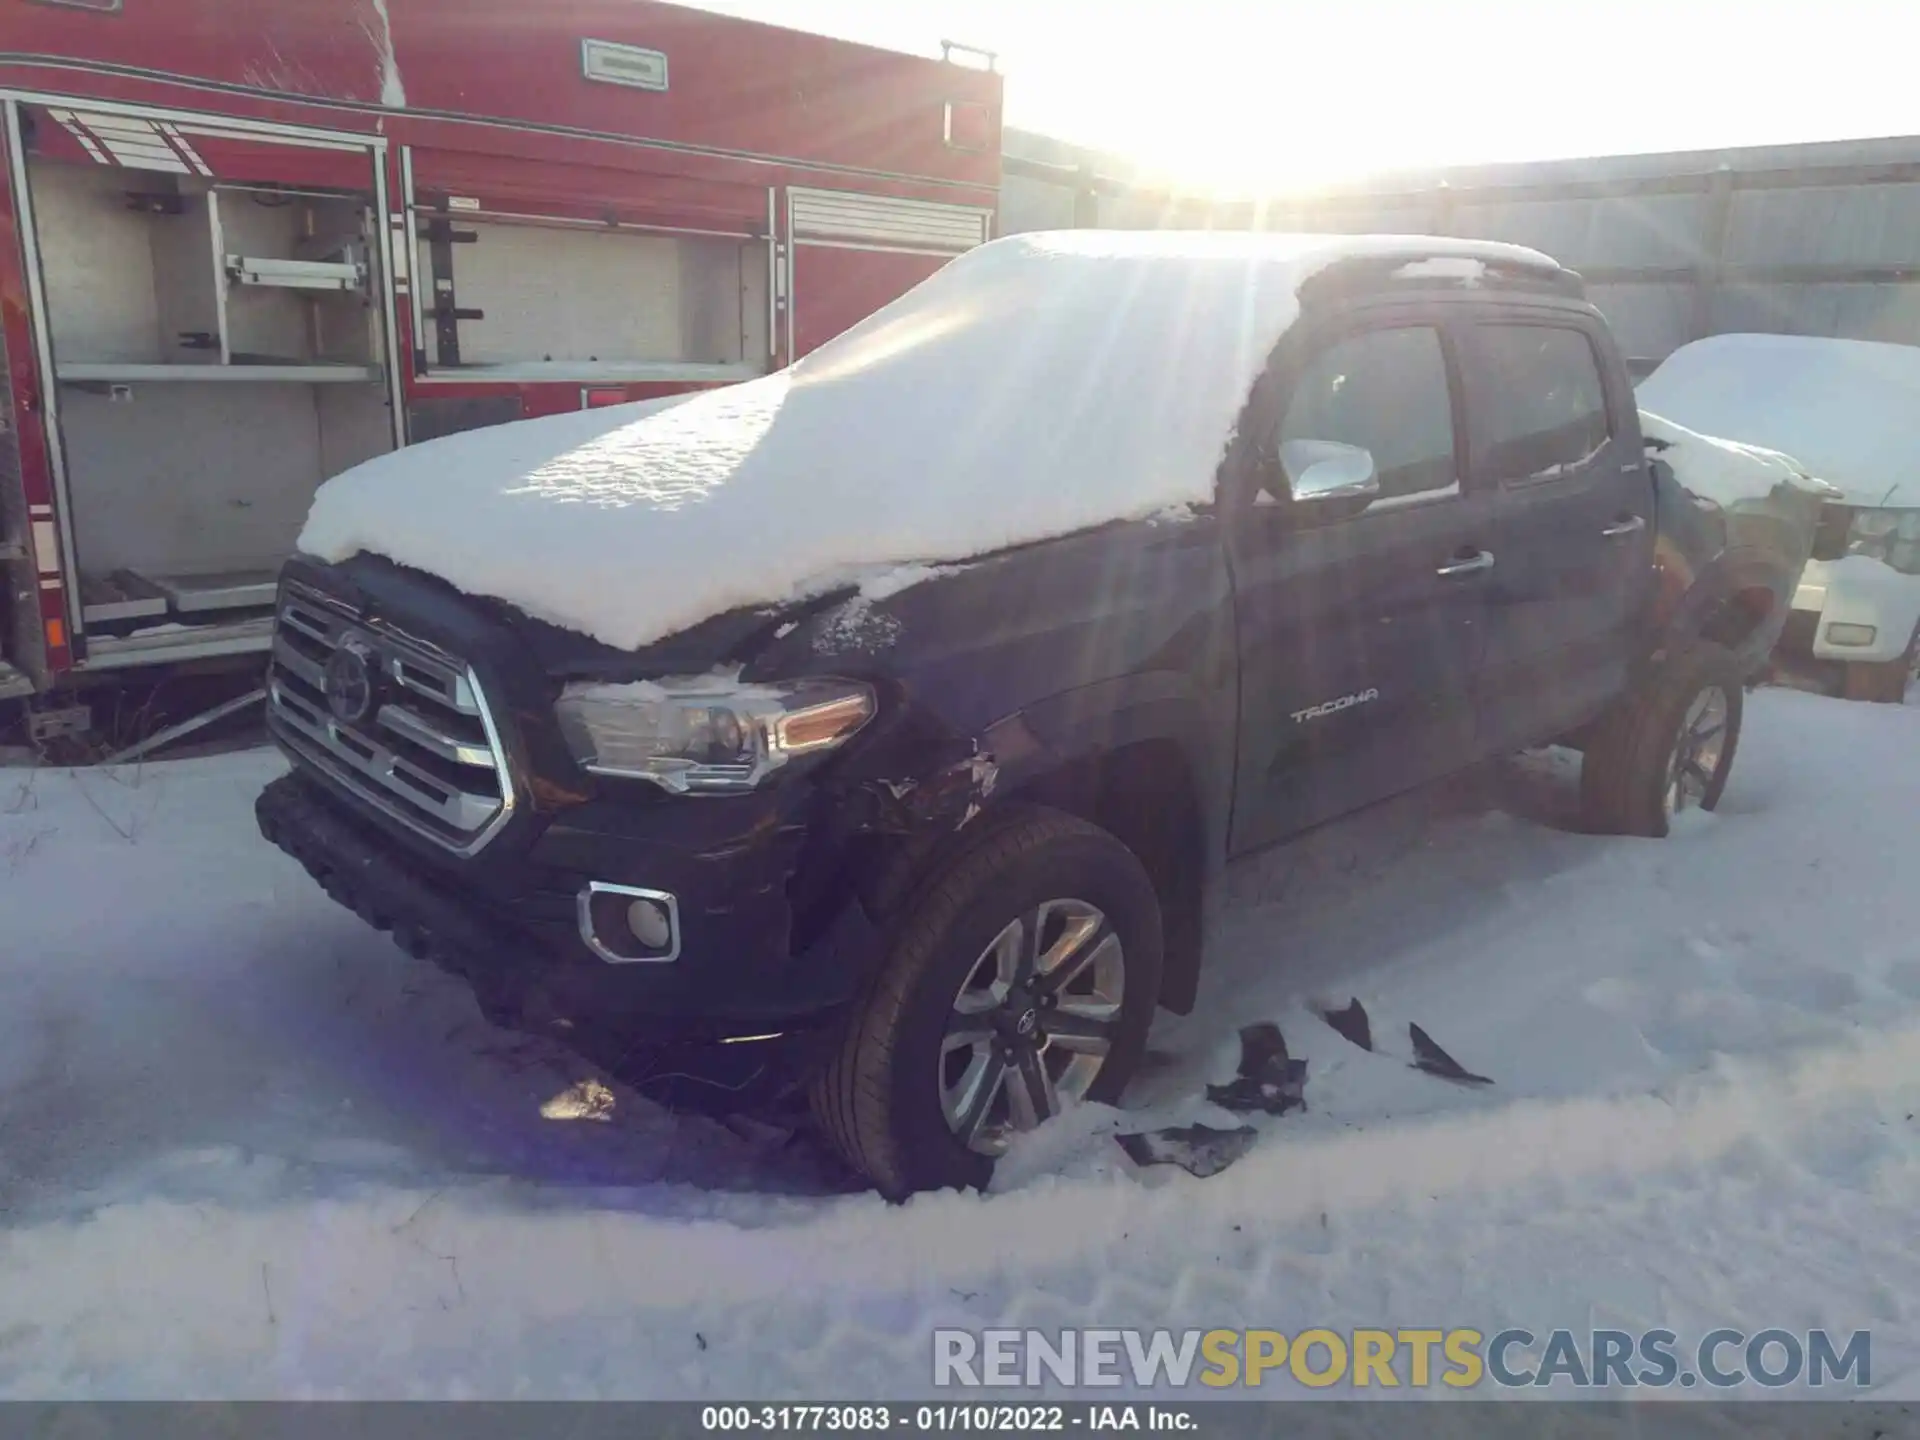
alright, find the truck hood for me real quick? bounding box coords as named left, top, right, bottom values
left=1638, top=334, right=1920, bottom=510
left=298, top=229, right=1551, bottom=652
left=1640, top=411, right=1839, bottom=507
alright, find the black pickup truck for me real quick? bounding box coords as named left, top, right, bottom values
left=256, top=237, right=1815, bottom=1198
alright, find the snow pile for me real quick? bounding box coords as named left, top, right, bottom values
left=300, top=230, right=1551, bottom=651
left=1638, top=333, right=1920, bottom=508
left=4, top=688, right=1920, bottom=1398
left=1639, top=410, right=1829, bottom=507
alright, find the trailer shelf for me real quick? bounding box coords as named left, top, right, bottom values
left=57, top=363, right=383, bottom=384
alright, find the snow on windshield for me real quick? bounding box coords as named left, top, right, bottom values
left=299, top=230, right=1549, bottom=651
left=1638, top=334, right=1920, bottom=509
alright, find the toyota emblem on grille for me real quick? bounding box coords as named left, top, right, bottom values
left=323, top=639, right=378, bottom=725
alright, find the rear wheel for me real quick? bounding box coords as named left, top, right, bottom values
left=811, top=807, right=1162, bottom=1199
left=1580, top=641, right=1744, bottom=838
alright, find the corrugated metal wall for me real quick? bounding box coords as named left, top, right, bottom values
left=1001, top=129, right=1920, bottom=374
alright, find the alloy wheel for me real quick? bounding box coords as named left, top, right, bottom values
left=939, top=898, right=1126, bottom=1156
left=1665, top=686, right=1730, bottom=817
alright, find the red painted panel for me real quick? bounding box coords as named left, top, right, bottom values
left=166, top=130, right=379, bottom=189
left=0, top=152, right=72, bottom=679
left=409, top=147, right=767, bottom=232
left=4, top=0, right=1003, bottom=189
left=791, top=244, right=952, bottom=359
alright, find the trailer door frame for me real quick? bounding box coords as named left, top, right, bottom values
left=1, top=87, right=396, bottom=672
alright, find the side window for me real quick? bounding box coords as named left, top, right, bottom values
left=1473, top=325, right=1610, bottom=482
left=1273, top=326, right=1457, bottom=511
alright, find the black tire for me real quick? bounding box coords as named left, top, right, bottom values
left=1580, top=641, right=1744, bottom=839
left=811, top=806, right=1163, bottom=1199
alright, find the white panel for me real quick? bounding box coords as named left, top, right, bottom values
left=441, top=221, right=767, bottom=369
left=27, top=157, right=165, bottom=362
left=219, top=189, right=316, bottom=362
left=59, top=382, right=327, bottom=577
left=453, top=222, right=679, bottom=364
left=788, top=187, right=989, bottom=251
left=317, top=381, right=396, bottom=480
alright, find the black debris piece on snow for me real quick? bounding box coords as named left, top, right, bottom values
left=1116, top=1124, right=1259, bottom=1179
left=1409, top=1022, right=1494, bottom=1085
left=1320, top=997, right=1373, bottom=1052
left=1207, top=1022, right=1308, bottom=1117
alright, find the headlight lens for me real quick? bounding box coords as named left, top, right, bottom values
left=1846, top=508, right=1920, bottom=574
left=554, top=673, right=875, bottom=794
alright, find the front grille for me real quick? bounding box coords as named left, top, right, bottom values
left=266, top=583, right=513, bottom=855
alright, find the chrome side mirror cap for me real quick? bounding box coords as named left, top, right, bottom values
left=1281, top=439, right=1379, bottom=504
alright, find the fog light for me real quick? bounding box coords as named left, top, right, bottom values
left=577, top=882, right=681, bottom=964
left=626, top=897, right=673, bottom=949
left=1827, top=622, right=1877, bottom=648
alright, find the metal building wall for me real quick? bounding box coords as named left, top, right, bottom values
left=1000, top=128, right=1920, bottom=375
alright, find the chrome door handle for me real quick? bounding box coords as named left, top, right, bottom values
left=1436, top=550, right=1496, bottom=577
left=1602, top=515, right=1647, bottom=538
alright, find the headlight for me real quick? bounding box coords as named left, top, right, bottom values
left=1846, top=508, right=1920, bottom=574
left=554, top=673, right=875, bottom=795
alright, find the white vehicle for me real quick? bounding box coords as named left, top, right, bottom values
left=1639, top=334, right=1920, bottom=702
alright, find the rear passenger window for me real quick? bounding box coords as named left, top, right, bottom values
left=1275, top=326, right=1457, bottom=510
left=1474, top=325, right=1610, bottom=481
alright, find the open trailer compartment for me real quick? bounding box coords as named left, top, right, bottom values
left=18, top=108, right=398, bottom=669
left=0, top=0, right=1003, bottom=711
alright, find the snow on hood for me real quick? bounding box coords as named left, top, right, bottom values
left=1638, top=410, right=1832, bottom=507
left=1637, top=334, right=1920, bottom=510
left=300, top=229, right=1552, bottom=651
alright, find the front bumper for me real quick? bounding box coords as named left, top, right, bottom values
left=257, top=769, right=881, bottom=1101
left=1788, top=557, right=1920, bottom=663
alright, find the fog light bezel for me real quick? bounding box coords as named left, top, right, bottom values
left=577, top=881, right=682, bottom=965
left=1826, top=622, right=1878, bottom=648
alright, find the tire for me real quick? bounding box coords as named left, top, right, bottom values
left=1580, top=641, right=1745, bottom=839
left=811, top=806, right=1163, bottom=1199
left=1841, top=623, right=1918, bottom=704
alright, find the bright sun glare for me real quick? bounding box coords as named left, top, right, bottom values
left=695, top=0, right=1920, bottom=196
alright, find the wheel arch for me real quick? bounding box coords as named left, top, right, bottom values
left=1657, top=547, right=1796, bottom=676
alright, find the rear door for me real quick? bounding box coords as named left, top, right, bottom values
left=1461, top=312, right=1654, bottom=749
left=1226, top=312, right=1498, bottom=855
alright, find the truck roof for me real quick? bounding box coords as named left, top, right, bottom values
left=299, top=230, right=1559, bottom=651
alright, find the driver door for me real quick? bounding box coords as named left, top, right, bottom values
left=1225, top=314, right=1499, bottom=855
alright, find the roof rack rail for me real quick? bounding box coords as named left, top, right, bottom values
left=1299, top=251, right=1586, bottom=306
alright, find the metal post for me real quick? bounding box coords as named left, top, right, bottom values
left=1691, top=165, right=1736, bottom=341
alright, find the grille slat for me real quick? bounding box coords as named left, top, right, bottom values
left=267, top=585, right=514, bottom=855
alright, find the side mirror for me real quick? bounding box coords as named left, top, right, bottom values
left=1281, top=439, right=1379, bottom=504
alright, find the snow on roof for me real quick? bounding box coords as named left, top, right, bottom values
left=1638, top=410, right=1829, bottom=508
left=299, top=228, right=1553, bottom=651
left=1637, top=334, right=1920, bottom=509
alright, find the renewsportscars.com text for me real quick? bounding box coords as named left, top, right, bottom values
left=933, top=1327, right=1871, bottom=1391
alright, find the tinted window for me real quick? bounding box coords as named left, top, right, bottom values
left=1475, top=325, right=1610, bottom=481
left=1276, top=326, right=1456, bottom=508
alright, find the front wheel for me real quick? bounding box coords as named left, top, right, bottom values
left=1580, top=641, right=1745, bottom=838
left=811, top=807, right=1162, bottom=1199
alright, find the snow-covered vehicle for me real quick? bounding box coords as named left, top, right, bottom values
left=254, top=231, right=1816, bottom=1197
left=1640, top=334, right=1920, bottom=703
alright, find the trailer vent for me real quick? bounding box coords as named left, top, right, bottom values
left=266, top=586, right=513, bottom=855
left=788, top=188, right=990, bottom=253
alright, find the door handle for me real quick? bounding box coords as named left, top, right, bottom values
left=1601, top=515, right=1647, bottom=538
left=1436, top=550, right=1495, bottom=578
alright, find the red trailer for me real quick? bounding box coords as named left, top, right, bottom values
left=0, top=0, right=1001, bottom=728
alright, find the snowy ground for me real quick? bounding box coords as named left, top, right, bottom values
left=1, top=687, right=1917, bottom=1407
